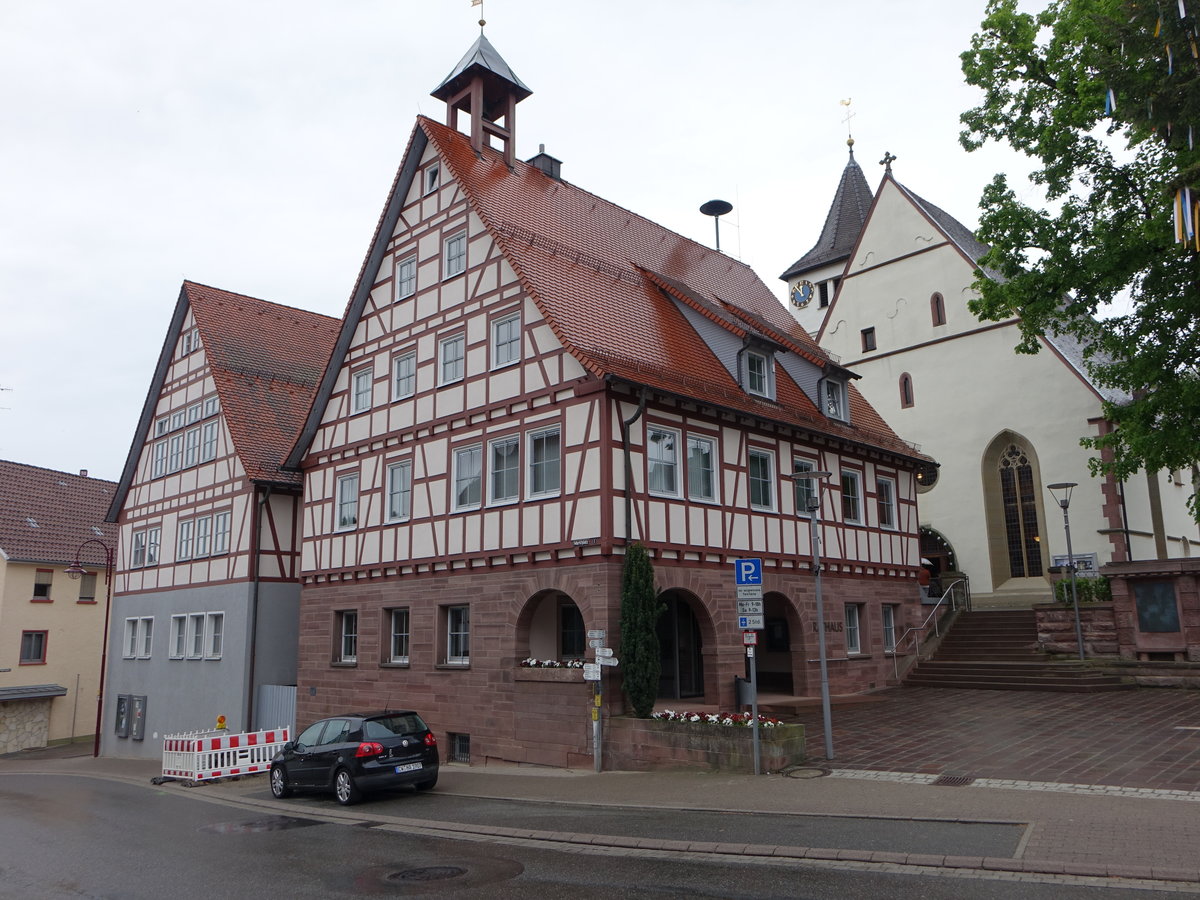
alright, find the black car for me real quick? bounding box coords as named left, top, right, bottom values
left=270, top=710, right=439, bottom=805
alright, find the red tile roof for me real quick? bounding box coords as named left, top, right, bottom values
left=0, top=460, right=117, bottom=565
left=419, top=117, right=925, bottom=463
left=183, top=282, right=340, bottom=485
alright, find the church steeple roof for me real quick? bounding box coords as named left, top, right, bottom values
left=780, top=146, right=874, bottom=281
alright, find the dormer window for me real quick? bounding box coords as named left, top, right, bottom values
left=823, top=379, right=848, bottom=422
left=744, top=349, right=774, bottom=399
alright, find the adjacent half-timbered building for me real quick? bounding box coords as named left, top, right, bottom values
left=104, top=282, right=338, bottom=758
left=286, top=37, right=935, bottom=767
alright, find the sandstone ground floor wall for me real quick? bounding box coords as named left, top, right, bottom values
left=296, top=554, right=923, bottom=768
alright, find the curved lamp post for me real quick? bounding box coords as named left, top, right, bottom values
left=64, top=539, right=115, bottom=757
left=791, top=470, right=835, bottom=760
left=1046, top=482, right=1086, bottom=661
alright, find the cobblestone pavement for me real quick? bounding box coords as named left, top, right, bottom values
left=787, top=685, right=1200, bottom=792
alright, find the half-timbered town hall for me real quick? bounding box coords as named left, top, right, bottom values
left=283, top=37, right=935, bottom=767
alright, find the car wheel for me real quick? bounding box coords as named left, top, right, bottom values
left=270, top=765, right=292, bottom=799
left=415, top=774, right=438, bottom=791
left=334, top=768, right=361, bottom=805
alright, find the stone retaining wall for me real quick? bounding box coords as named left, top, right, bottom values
left=0, top=699, right=52, bottom=755
left=1034, top=602, right=1119, bottom=657
left=605, top=717, right=805, bottom=773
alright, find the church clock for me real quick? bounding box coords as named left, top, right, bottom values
left=790, top=279, right=815, bottom=308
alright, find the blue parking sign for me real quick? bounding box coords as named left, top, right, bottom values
left=734, top=558, right=762, bottom=585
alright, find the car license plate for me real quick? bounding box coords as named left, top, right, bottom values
left=394, top=762, right=422, bottom=774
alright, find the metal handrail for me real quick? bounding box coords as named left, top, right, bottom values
left=890, top=577, right=971, bottom=681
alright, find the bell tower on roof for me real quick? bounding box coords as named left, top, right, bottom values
left=431, top=34, right=532, bottom=168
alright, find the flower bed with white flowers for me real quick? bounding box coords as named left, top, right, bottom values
left=606, top=713, right=805, bottom=773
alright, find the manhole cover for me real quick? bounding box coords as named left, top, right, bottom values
left=783, top=766, right=831, bottom=779
left=386, top=866, right=468, bottom=883
left=931, top=774, right=976, bottom=787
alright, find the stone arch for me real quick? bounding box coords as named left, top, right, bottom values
left=981, top=430, right=1051, bottom=589
left=655, top=588, right=716, bottom=701
left=515, top=589, right=589, bottom=663
left=759, top=590, right=807, bottom=696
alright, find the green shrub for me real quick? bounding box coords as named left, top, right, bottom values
left=1054, top=575, right=1110, bottom=604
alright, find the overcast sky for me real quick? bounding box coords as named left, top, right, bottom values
left=0, top=0, right=1032, bottom=484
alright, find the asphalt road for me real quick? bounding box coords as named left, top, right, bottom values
left=0, top=773, right=1187, bottom=899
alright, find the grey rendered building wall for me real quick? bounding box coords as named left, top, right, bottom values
left=99, top=581, right=300, bottom=760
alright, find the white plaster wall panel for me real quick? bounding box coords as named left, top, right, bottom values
left=529, top=502, right=560, bottom=547
left=848, top=182, right=943, bottom=272
left=647, top=502, right=667, bottom=542
left=572, top=495, right=601, bottom=539
left=490, top=367, right=520, bottom=402
left=434, top=383, right=466, bottom=418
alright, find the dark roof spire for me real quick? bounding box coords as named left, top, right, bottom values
left=431, top=34, right=530, bottom=168
left=780, top=146, right=874, bottom=280
left=431, top=34, right=531, bottom=106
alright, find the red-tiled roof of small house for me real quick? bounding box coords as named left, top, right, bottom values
left=183, top=281, right=340, bottom=485
left=0, top=460, right=117, bottom=565
left=419, top=117, right=926, bottom=464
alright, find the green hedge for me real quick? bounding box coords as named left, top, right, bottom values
left=1053, top=576, right=1112, bottom=604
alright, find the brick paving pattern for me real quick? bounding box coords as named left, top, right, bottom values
left=788, top=685, right=1200, bottom=792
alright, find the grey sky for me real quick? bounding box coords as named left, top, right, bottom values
left=0, top=1, right=1026, bottom=482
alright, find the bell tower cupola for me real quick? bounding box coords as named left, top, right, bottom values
left=431, top=34, right=531, bottom=168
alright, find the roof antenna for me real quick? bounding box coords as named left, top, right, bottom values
left=699, top=199, right=733, bottom=252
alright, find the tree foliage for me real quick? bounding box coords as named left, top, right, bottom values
left=619, top=542, right=663, bottom=718
left=961, top=0, right=1200, bottom=518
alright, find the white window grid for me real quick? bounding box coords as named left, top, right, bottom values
left=352, top=368, right=373, bottom=414
left=453, top=445, right=483, bottom=511
left=392, top=351, right=417, bottom=399
left=170, top=615, right=187, bottom=659
left=386, top=461, right=413, bottom=522
left=395, top=255, right=417, bottom=300
left=845, top=605, right=862, bottom=654
left=528, top=428, right=561, bottom=498
left=338, top=611, right=358, bottom=663
left=440, top=334, right=465, bottom=384
left=389, top=608, right=410, bottom=664
left=647, top=426, right=679, bottom=496
left=177, top=520, right=194, bottom=560
left=444, top=231, right=466, bottom=278
left=686, top=435, right=717, bottom=502
left=876, top=476, right=897, bottom=529
left=491, top=313, right=521, bottom=368
left=748, top=449, right=775, bottom=511
left=446, top=605, right=470, bottom=665
left=841, top=470, right=863, bottom=524
left=746, top=351, right=772, bottom=398
left=206, top=612, right=224, bottom=659
left=489, top=436, right=520, bottom=504
left=793, top=459, right=817, bottom=516
left=336, top=473, right=359, bottom=530
left=882, top=605, right=897, bottom=653
left=188, top=613, right=205, bottom=659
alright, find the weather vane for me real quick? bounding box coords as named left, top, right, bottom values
left=472, top=0, right=485, bottom=30
left=840, top=98, right=856, bottom=150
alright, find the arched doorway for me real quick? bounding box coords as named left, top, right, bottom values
left=657, top=591, right=705, bottom=700
left=982, top=433, right=1050, bottom=588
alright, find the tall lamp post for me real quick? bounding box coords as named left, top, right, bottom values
left=65, top=539, right=115, bottom=757
left=792, top=470, right=835, bottom=760
left=1046, top=483, right=1086, bottom=661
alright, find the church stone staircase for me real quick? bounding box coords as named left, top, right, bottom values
left=905, top=609, right=1133, bottom=692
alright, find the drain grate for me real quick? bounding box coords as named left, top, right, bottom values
left=931, top=774, right=976, bottom=787
left=386, top=866, right=468, bottom=883
left=782, top=765, right=831, bottom=779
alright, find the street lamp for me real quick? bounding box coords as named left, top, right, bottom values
left=1046, top=483, right=1085, bottom=661
left=65, top=539, right=115, bottom=757
left=792, top=469, right=835, bottom=760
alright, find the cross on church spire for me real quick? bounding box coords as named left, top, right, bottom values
left=880, top=151, right=897, bottom=174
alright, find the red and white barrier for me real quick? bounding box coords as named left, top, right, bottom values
left=161, top=727, right=290, bottom=783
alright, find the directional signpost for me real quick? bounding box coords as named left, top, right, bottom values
left=734, top=559, right=764, bottom=775
left=584, top=629, right=617, bottom=773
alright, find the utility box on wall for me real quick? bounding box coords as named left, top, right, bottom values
left=131, top=695, right=147, bottom=741
left=114, top=694, right=130, bottom=738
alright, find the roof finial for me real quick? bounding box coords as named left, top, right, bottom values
left=840, top=98, right=856, bottom=155
left=880, top=151, right=896, bottom=174
left=472, top=0, right=485, bottom=30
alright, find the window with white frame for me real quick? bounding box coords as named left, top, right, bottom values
left=841, top=470, right=862, bottom=523
left=155, top=416, right=170, bottom=437
left=845, top=604, right=862, bottom=654
left=171, top=410, right=185, bottom=431
left=352, top=367, right=373, bottom=414
left=491, top=313, right=521, bottom=368
left=647, top=427, right=679, bottom=496
left=186, top=402, right=201, bottom=425
left=170, top=615, right=187, bottom=659
left=445, top=605, right=470, bottom=665
left=212, top=512, right=231, bottom=554
left=194, top=515, right=211, bottom=557
left=147, top=527, right=160, bottom=565
left=745, top=350, right=772, bottom=398
left=201, top=421, right=218, bottom=462
left=205, top=612, right=223, bottom=659
left=453, top=445, right=483, bottom=511
left=748, top=449, right=775, bottom=511
left=177, top=520, right=194, bottom=560
left=184, top=426, right=200, bottom=467
left=152, top=441, right=167, bottom=478
left=882, top=605, right=897, bottom=653
left=425, top=163, right=440, bottom=195
left=181, top=327, right=199, bottom=355
left=124, top=617, right=153, bottom=659
left=388, top=608, right=410, bottom=664
left=876, top=476, right=897, bottom=529
left=336, top=473, right=359, bottom=529
left=528, top=428, right=561, bottom=497
left=20, top=631, right=47, bottom=664
left=204, top=396, right=220, bottom=417
left=186, top=613, right=204, bottom=658
left=132, top=530, right=147, bottom=568
left=131, top=527, right=161, bottom=568
left=439, top=334, right=465, bottom=384
left=395, top=255, right=417, bottom=300
left=337, top=610, right=358, bottom=663
left=386, top=461, right=413, bottom=522
left=489, top=436, right=520, bottom=504
left=168, top=434, right=184, bottom=473
left=823, top=379, right=848, bottom=422
left=686, top=435, right=716, bottom=502
left=392, top=351, right=416, bottom=399
left=793, top=458, right=817, bottom=516
left=444, top=231, right=466, bottom=278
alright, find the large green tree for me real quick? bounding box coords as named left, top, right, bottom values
left=619, top=542, right=663, bottom=718
left=961, top=0, right=1200, bottom=518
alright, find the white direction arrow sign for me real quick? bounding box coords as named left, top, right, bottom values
left=582, top=663, right=601, bottom=681
left=594, top=647, right=614, bottom=658
left=597, top=656, right=619, bottom=666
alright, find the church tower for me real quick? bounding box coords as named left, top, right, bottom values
left=780, top=142, right=874, bottom=336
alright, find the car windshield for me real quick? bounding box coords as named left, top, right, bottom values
left=364, top=714, right=427, bottom=739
